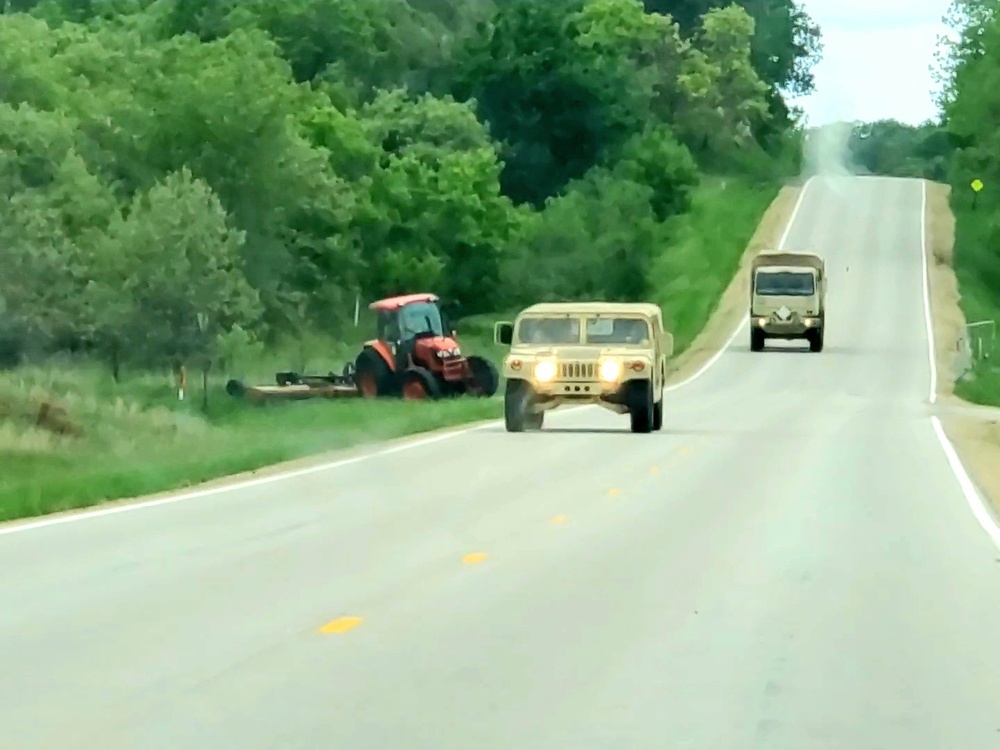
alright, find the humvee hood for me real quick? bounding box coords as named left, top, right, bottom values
left=509, top=346, right=646, bottom=359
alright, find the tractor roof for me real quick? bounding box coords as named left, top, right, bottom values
left=369, top=293, right=439, bottom=312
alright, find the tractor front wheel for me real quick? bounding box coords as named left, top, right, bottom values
left=466, top=355, right=500, bottom=397
left=401, top=367, right=442, bottom=400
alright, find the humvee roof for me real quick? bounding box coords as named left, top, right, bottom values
left=517, top=302, right=662, bottom=317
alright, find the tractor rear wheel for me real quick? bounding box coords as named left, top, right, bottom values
left=466, top=355, right=500, bottom=397
left=355, top=348, right=394, bottom=398
left=401, top=366, right=442, bottom=400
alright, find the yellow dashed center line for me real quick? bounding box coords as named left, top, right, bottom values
left=318, top=616, right=363, bottom=635
left=462, top=552, right=488, bottom=564
left=649, top=466, right=660, bottom=474
left=550, top=515, right=568, bottom=524
left=607, top=488, right=621, bottom=496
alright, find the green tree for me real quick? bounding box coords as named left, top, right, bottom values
left=95, top=168, right=262, bottom=370
left=452, top=0, right=645, bottom=206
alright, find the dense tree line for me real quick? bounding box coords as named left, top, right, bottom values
left=845, top=120, right=951, bottom=181
left=937, top=0, right=1000, bottom=205
left=0, top=0, right=820, bottom=373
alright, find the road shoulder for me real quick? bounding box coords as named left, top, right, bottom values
left=925, top=180, right=1000, bottom=518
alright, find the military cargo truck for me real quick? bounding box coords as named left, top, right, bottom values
left=749, top=251, right=826, bottom=353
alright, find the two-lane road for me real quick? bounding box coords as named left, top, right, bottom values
left=2, top=175, right=1000, bottom=748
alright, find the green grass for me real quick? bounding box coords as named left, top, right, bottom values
left=0, top=174, right=780, bottom=522
left=949, top=195, right=1000, bottom=406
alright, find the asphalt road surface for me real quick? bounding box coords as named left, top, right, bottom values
left=3, top=175, right=1000, bottom=749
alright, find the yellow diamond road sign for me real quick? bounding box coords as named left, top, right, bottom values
left=971, top=179, right=984, bottom=192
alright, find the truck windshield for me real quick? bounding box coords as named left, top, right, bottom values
left=399, top=301, right=445, bottom=337
left=516, top=317, right=581, bottom=344
left=755, top=271, right=815, bottom=296
left=585, top=317, right=650, bottom=344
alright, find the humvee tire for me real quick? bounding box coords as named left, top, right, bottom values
left=504, top=380, right=543, bottom=432
left=652, top=396, right=663, bottom=431
left=750, top=328, right=765, bottom=352
left=629, top=381, right=655, bottom=434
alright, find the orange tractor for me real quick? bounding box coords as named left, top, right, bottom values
left=353, top=293, right=500, bottom=400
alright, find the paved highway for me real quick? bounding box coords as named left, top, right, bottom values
left=2, top=175, right=1000, bottom=748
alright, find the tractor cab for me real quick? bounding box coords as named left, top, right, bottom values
left=376, top=295, right=450, bottom=343
left=369, top=293, right=459, bottom=372
left=353, top=292, right=498, bottom=400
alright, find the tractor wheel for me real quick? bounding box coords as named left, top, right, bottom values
left=401, top=366, right=442, bottom=400
left=355, top=348, right=394, bottom=398
left=466, top=355, right=500, bottom=397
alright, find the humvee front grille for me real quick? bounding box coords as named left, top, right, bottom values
left=559, top=361, right=595, bottom=380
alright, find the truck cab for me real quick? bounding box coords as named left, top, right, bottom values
left=749, top=251, right=826, bottom=352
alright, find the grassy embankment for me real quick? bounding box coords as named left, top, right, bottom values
left=0, top=176, right=778, bottom=522
left=946, top=194, right=1000, bottom=406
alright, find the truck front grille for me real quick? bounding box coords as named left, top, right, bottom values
left=559, top=361, right=595, bottom=380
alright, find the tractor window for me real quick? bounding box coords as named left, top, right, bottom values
left=378, top=312, right=399, bottom=341
left=754, top=271, right=815, bottom=296
left=398, top=301, right=445, bottom=338
left=516, top=317, right=581, bottom=344
left=585, top=317, right=650, bottom=345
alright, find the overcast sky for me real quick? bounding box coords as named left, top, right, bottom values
left=791, top=0, right=954, bottom=125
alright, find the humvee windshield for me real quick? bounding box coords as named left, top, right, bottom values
left=755, top=271, right=815, bottom=296
left=516, top=317, right=581, bottom=344
left=585, top=317, right=650, bottom=345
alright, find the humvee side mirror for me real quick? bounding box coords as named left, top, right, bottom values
left=494, top=321, right=513, bottom=345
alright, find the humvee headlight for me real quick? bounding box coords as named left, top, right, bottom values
left=599, top=359, right=621, bottom=382
left=534, top=360, right=557, bottom=382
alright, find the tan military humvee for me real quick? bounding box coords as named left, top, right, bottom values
left=493, top=302, right=673, bottom=433
left=749, top=250, right=826, bottom=352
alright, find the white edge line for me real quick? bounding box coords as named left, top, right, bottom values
left=919, top=177, right=1000, bottom=546
left=0, top=177, right=817, bottom=537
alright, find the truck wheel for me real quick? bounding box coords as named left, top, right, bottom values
left=629, top=381, right=654, bottom=434
left=355, top=348, right=394, bottom=397
left=401, top=366, right=442, bottom=400
left=808, top=328, right=824, bottom=352
left=652, top=395, right=663, bottom=431
left=466, top=355, right=500, bottom=397
left=750, top=328, right=765, bottom=352
left=504, top=380, right=540, bottom=432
